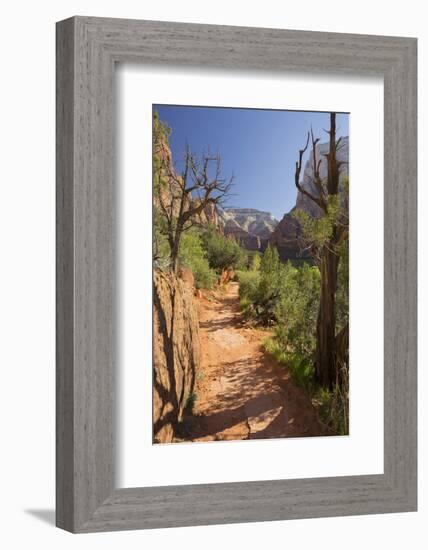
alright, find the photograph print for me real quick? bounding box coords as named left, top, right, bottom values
left=153, top=104, right=349, bottom=444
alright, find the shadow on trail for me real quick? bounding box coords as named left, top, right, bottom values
left=184, top=393, right=282, bottom=439
left=187, top=282, right=330, bottom=442
left=198, top=316, right=244, bottom=331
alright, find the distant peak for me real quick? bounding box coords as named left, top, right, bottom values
left=224, top=206, right=276, bottom=218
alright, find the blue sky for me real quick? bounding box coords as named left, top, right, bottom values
left=154, top=105, right=349, bottom=220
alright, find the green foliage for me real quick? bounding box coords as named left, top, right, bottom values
left=238, top=296, right=255, bottom=319
left=255, top=245, right=282, bottom=321
left=153, top=205, right=171, bottom=269
left=260, top=243, right=281, bottom=273
left=152, top=111, right=172, bottom=197
left=336, top=240, right=349, bottom=333
left=184, top=392, right=197, bottom=415
left=249, top=252, right=261, bottom=272
left=179, top=230, right=215, bottom=289
left=341, top=175, right=349, bottom=196
left=255, top=254, right=347, bottom=435
left=315, top=381, right=349, bottom=435
left=153, top=110, right=171, bottom=141
left=235, top=270, right=260, bottom=319
left=264, top=338, right=315, bottom=391
left=256, top=260, right=320, bottom=390
left=264, top=336, right=348, bottom=435
left=201, top=226, right=247, bottom=272
left=238, top=245, right=321, bottom=345
left=274, top=262, right=321, bottom=360
left=293, top=194, right=340, bottom=249
left=237, top=246, right=288, bottom=323
left=239, top=244, right=284, bottom=324
left=238, top=246, right=293, bottom=325
left=153, top=111, right=242, bottom=286
left=236, top=270, right=260, bottom=302
left=153, top=111, right=174, bottom=267
left=238, top=246, right=339, bottom=426
left=236, top=246, right=283, bottom=324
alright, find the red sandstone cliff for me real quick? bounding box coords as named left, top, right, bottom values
left=153, top=269, right=201, bottom=443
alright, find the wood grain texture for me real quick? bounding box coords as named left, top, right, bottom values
left=56, top=16, right=417, bottom=533
left=56, top=18, right=75, bottom=532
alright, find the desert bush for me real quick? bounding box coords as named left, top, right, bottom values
left=264, top=337, right=315, bottom=390
left=236, top=270, right=260, bottom=302
left=247, top=251, right=261, bottom=271
left=315, top=376, right=349, bottom=436
left=274, top=262, right=320, bottom=360
left=335, top=240, right=349, bottom=334
left=179, top=230, right=215, bottom=289
left=201, top=226, right=247, bottom=272
left=236, top=245, right=285, bottom=323
left=235, top=270, right=261, bottom=319
left=237, top=243, right=347, bottom=435
left=253, top=244, right=289, bottom=323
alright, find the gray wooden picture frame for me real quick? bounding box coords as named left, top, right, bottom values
left=56, top=16, right=417, bottom=533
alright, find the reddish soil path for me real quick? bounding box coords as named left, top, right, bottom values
left=184, top=282, right=329, bottom=441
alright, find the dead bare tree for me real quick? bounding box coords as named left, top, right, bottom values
left=294, top=113, right=348, bottom=388
left=155, top=141, right=233, bottom=273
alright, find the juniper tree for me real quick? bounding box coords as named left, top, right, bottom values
left=293, top=113, right=349, bottom=388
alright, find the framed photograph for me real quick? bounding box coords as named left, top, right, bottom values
left=56, top=16, right=417, bottom=532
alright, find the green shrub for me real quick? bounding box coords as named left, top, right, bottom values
left=188, top=256, right=215, bottom=289
left=238, top=243, right=348, bottom=435
left=236, top=270, right=261, bottom=320
left=265, top=336, right=348, bottom=435
left=336, top=240, right=349, bottom=334
left=249, top=252, right=261, bottom=271
left=153, top=206, right=172, bottom=269
left=236, top=270, right=260, bottom=302
left=201, top=226, right=247, bottom=271
left=315, top=382, right=349, bottom=435
left=274, top=262, right=320, bottom=360
left=250, top=245, right=283, bottom=324
left=237, top=246, right=320, bottom=349
left=264, top=338, right=315, bottom=391
left=239, top=297, right=257, bottom=320
left=179, top=230, right=215, bottom=289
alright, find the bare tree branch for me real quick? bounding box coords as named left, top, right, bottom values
left=294, top=131, right=327, bottom=213
left=154, top=141, right=233, bottom=272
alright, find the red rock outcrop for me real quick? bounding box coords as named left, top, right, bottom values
left=153, top=269, right=201, bottom=443
left=195, top=202, right=221, bottom=229
left=222, top=221, right=262, bottom=251
left=219, top=267, right=236, bottom=286
left=154, top=113, right=224, bottom=233
left=268, top=208, right=310, bottom=261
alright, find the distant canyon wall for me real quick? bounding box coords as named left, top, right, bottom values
left=219, top=207, right=278, bottom=251
left=269, top=136, right=349, bottom=261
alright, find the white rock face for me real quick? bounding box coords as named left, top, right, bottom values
left=269, top=136, right=349, bottom=261
left=296, top=136, right=349, bottom=217
left=219, top=207, right=278, bottom=240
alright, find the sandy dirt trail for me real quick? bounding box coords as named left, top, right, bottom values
left=184, top=282, right=329, bottom=441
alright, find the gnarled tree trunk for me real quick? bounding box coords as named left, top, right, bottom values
left=316, top=246, right=339, bottom=388
left=315, top=114, right=342, bottom=388
left=294, top=112, right=346, bottom=389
